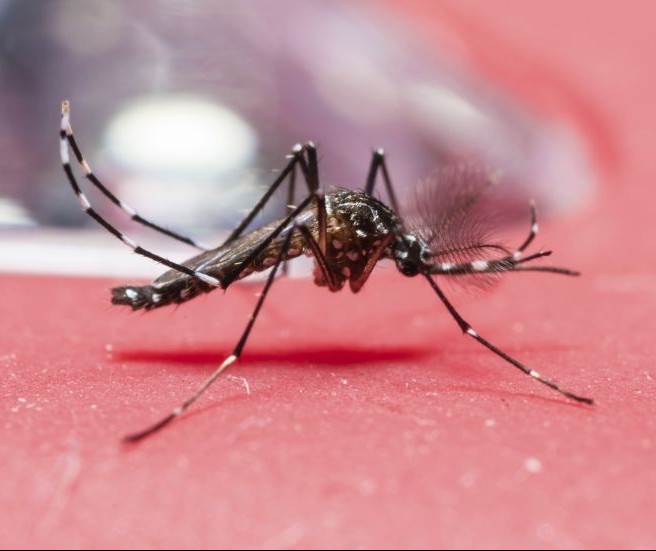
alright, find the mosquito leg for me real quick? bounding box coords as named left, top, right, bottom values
left=221, top=194, right=314, bottom=287
left=298, top=142, right=328, bottom=254
left=423, top=274, right=593, bottom=404
left=512, top=201, right=538, bottom=260
left=430, top=250, right=580, bottom=277
left=61, top=101, right=208, bottom=250
left=123, top=222, right=298, bottom=442
left=223, top=141, right=322, bottom=248
left=60, top=102, right=221, bottom=288
left=220, top=142, right=324, bottom=286
left=222, top=144, right=308, bottom=246
left=295, top=222, right=339, bottom=291
left=286, top=160, right=297, bottom=214
left=364, top=148, right=401, bottom=216
left=282, top=164, right=297, bottom=277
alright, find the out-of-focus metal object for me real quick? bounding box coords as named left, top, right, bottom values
left=0, top=0, right=599, bottom=275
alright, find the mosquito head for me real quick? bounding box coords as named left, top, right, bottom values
left=393, top=233, right=431, bottom=277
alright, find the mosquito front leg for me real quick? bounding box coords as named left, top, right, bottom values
left=424, top=274, right=593, bottom=404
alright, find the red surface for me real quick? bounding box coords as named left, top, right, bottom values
left=4, top=2, right=656, bottom=548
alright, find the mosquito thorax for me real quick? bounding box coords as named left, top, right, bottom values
left=393, top=233, right=430, bottom=277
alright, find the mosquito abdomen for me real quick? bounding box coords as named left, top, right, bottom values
left=111, top=282, right=204, bottom=311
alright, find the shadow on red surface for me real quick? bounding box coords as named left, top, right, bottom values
left=115, top=344, right=437, bottom=367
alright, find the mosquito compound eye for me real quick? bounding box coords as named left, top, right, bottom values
left=402, top=260, right=420, bottom=276
left=394, top=234, right=425, bottom=277
left=395, top=252, right=420, bottom=276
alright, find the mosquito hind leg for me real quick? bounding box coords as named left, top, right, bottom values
left=60, top=102, right=222, bottom=288
left=61, top=101, right=208, bottom=250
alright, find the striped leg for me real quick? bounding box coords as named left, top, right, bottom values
left=60, top=102, right=221, bottom=288
left=424, top=274, right=593, bottom=404
left=60, top=101, right=315, bottom=288
left=123, top=225, right=296, bottom=442
left=61, top=101, right=209, bottom=250
left=430, top=250, right=580, bottom=277
left=123, top=216, right=334, bottom=442
left=513, top=201, right=538, bottom=260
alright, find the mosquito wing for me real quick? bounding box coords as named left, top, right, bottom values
left=112, top=213, right=311, bottom=310
left=409, top=163, right=512, bottom=289
left=155, top=219, right=307, bottom=288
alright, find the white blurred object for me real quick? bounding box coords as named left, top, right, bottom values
left=106, top=96, right=256, bottom=177
left=0, top=0, right=601, bottom=277
left=0, top=199, right=35, bottom=228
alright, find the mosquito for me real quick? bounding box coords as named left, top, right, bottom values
left=59, top=100, right=593, bottom=442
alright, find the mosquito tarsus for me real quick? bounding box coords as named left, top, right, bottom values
left=59, top=100, right=593, bottom=442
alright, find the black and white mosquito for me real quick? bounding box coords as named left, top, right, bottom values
left=59, top=100, right=593, bottom=442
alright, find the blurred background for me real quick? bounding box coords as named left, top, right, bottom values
left=0, top=0, right=601, bottom=278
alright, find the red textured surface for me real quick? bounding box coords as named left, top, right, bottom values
left=3, top=2, right=656, bottom=549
